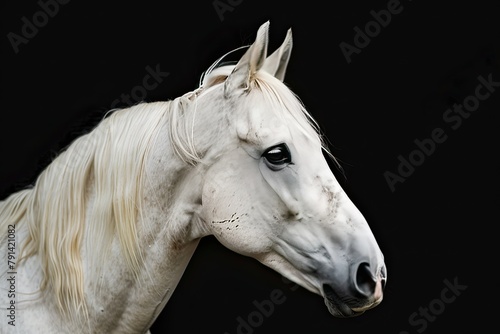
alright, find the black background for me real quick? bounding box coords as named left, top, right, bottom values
left=1, top=1, right=498, bottom=333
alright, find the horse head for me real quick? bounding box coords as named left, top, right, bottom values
left=188, top=21, right=386, bottom=317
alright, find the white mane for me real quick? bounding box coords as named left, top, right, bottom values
left=0, top=100, right=193, bottom=321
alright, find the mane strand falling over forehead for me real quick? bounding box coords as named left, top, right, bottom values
left=250, top=71, right=323, bottom=144
left=220, top=67, right=337, bottom=165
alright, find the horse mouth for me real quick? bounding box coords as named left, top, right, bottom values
left=323, top=285, right=364, bottom=318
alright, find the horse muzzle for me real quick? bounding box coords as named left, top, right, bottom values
left=322, top=262, right=387, bottom=318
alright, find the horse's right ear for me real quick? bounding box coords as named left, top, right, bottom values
left=224, top=21, right=270, bottom=97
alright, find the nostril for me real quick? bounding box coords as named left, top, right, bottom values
left=355, top=262, right=376, bottom=298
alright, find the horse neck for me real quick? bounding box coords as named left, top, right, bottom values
left=80, top=108, right=208, bottom=331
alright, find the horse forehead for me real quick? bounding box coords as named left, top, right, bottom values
left=236, top=104, right=292, bottom=145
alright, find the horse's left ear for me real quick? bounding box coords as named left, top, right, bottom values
left=262, top=28, right=292, bottom=82
left=224, top=21, right=269, bottom=97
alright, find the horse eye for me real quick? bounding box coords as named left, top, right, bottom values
left=263, top=144, right=292, bottom=170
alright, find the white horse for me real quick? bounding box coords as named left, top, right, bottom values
left=0, top=21, right=386, bottom=333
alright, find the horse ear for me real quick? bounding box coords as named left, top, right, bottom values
left=224, top=21, right=270, bottom=97
left=262, top=28, right=293, bottom=82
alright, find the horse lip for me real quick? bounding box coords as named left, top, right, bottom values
left=323, top=284, right=363, bottom=318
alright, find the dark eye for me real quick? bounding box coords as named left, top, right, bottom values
left=263, top=144, right=292, bottom=170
